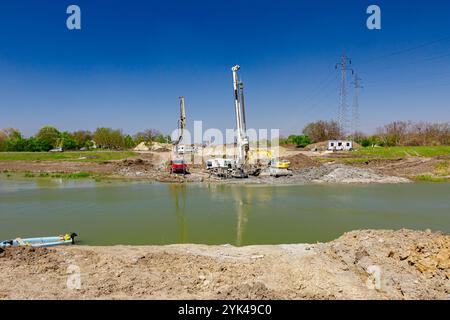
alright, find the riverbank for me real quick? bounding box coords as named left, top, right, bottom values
left=0, top=147, right=449, bottom=184
left=0, top=229, right=448, bottom=299
left=0, top=159, right=412, bottom=184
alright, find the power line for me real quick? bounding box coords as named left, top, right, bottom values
left=351, top=73, right=363, bottom=135
left=295, top=69, right=336, bottom=107
left=361, top=35, right=450, bottom=65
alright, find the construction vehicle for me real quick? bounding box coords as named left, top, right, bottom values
left=232, top=65, right=249, bottom=173
left=170, top=96, right=189, bottom=174
left=269, top=159, right=292, bottom=177
left=173, top=96, right=186, bottom=151
left=206, top=65, right=290, bottom=178
left=206, top=65, right=251, bottom=178
left=248, top=149, right=292, bottom=177
left=168, top=159, right=188, bottom=174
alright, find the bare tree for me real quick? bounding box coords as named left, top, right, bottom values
left=302, top=120, right=342, bottom=142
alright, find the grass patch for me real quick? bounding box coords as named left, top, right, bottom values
left=23, top=171, right=93, bottom=179
left=49, top=172, right=92, bottom=179
left=0, top=151, right=137, bottom=162
left=66, top=172, right=92, bottom=179
left=353, top=146, right=450, bottom=158
left=415, top=175, right=450, bottom=183
left=434, top=161, right=449, bottom=176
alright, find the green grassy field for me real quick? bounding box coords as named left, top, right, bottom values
left=0, top=151, right=137, bottom=162
left=353, top=146, right=450, bottom=158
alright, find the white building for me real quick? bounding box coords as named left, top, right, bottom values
left=176, top=145, right=197, bottom=154
left=327, top=140, right=353, bottom=151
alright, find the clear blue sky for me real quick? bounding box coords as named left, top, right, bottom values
left=0, top=0, right=449, bottom=137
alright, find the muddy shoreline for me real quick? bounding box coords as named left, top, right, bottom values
left=0, top=229, right=448, bottom=300
left=0, top=159, right=412, bottom=185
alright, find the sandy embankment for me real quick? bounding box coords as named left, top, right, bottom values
left=0, top=229, right=448, bottom=300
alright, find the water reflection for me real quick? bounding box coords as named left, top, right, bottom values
left=169, top=184, right=188, bottom=243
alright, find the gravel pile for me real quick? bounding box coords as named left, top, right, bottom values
left=312, top=164, right=411, bottom=184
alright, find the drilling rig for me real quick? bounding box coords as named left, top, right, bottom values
left=206, top=65, right=290, bottom=178
left=169, top=96, right=188, bottom=174
left=231, top=65, right=250, bottom=178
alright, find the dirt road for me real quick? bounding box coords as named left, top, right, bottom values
left=0, top=229, right=448, bottom=300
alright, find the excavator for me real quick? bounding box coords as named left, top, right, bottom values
left=248, top=149, right=292, bottom=177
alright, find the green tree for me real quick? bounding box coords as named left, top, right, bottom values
left=153, top=134, right=169, bottom=144
left=134, top=129, right=162, bottom=144
left=124, top=135, right=135, bottom=149
left=0, top=131, right=7, bottom=151
left=36, top=126, right=61, bottom=149
left=58, top=132, right=78, bottom=150
left=286, top=135, right=311, bottom=148
left=1, top=128, right=22, bottom=140
left=93, top=127, right=125, bottom=149
left=71, top=130, right=93, bottom=149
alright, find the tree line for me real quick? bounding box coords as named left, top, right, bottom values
left=1, top=121, right=449, bottom=152
left=280, top=120, right=450, bottom=148
left=0, top=126, right=171, bottom=152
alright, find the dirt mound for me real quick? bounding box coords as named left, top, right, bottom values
left=406, top=234, right=450, bottom=277
left=0, top=229, right=448, bottom=299
left=305, top=141, right=329, bottom=151
left=285, top=164, right=410, bottom=184
left=314, top=164, right=410, bottom=184
left=353, top=156, right=441, bottom=178
left=113, top=157, right=157, bottom=177
left=328, top=229, right=450, bottom=299
left=133, top=142, right=171, bottom=152
left=219, top=281, right=281, bottom=299
left=118, top=158, right=152, bottom=167
left=286, top=153, right=320, bottom=170
left=0, top=247, right=65, bottom=274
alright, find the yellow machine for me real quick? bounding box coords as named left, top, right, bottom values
left=271, top=159, right=290, bottom=169
left=248, top=149, right=291, bottom=172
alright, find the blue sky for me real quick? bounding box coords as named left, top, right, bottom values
left=0, top=0, right=449, bottom=137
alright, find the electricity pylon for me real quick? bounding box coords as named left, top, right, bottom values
left=335, top=53, right=354, bottom=138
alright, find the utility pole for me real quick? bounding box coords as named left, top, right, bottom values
left=351, top=73, right=363, bottom=137
left=335, top=53, right=354, bottom=138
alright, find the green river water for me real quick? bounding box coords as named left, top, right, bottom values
left=0, top=178, right=449, bottom=246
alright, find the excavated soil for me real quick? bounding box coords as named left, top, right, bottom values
left=0, top=229, right=448, bottom=300
left=286, top=153, right=321, bottom=170
left=3, top=149, right=446, bottom=184
left=352, top=157, right=444, bottom=178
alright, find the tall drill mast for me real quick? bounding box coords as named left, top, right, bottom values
left=175, top=96, right=186, bottom=146
left=231, top=65, right=249, bottom=166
